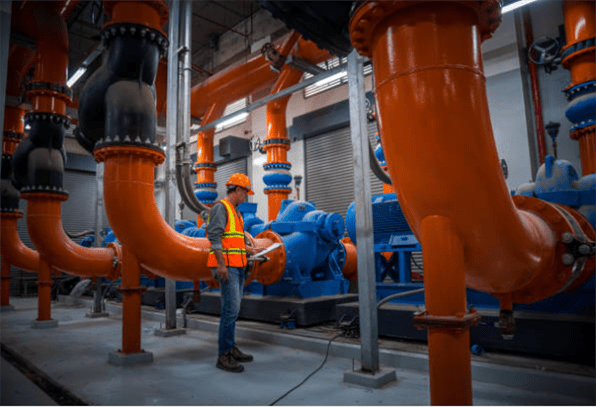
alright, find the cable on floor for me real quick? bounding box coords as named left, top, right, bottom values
left=269, top=332, right=344, bottom=406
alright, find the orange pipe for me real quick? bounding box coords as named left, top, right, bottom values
left=263, top=40, right=332, bottom=219
left=264, top=67, right=299, bottom=220
left=22, top=193, right=121, bottom=280
left=12, top=2, right=71, bottom=115
left=120, top=245, right=143, bottom=353
left=0, top=214, right=39, bottom=273
left=562, top=0, right=595, bottom=176
left=340, top=238, right=358, bottom=281
left=97, top=146, right=214, bottom=282
left=103, top=0, right=168, bottom=35
left=190, top=36, right=326, bottom=119
left=37, top=258, right=53, bottom=321
left=194, top=103, right=225, bottom=225
left=421, top=215, right=472, bottom=405
left=1, top=258, right=11, bottom=307
left=349, top=1, right=578, bottom=299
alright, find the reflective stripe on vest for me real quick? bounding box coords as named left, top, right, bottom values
left=207, top=198, right=247, bottom=268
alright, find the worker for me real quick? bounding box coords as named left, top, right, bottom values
left=207, top=173, right=259, bottom=373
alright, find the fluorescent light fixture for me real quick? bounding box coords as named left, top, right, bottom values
left=215, top=112, right=249, bottom=131
left=67, top=67, right=87, bottom=88
left=315, top=71, right=347, bottom=87
left=502, top=0, right=541, bottom=14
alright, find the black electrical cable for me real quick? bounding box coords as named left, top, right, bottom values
left=269, top=333, right=344, bottom=406
left=411, top=255, right=423, bottom=271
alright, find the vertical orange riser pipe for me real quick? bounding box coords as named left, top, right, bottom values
left=37, top=259, right=53, bottom=321
left=120, top=245, right=143, bottom=354
left=420, top=216, right=472, bottom=406
left=263, top=68, right=300, bottom=220
left=1, top=259, right=11, bottom=308
left=194, top=104, right=225, bottom=225
left=562, top=0, right=595, bottom=176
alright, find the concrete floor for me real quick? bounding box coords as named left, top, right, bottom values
left=1, top=296, right=594, bottom=406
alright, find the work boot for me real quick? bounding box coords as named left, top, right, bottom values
left=216, top=351, right=244, bottom=372
left=231, top=345, right=253, bottom=362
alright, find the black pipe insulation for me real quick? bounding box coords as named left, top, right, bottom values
left=76, top=23, right=168, bottom=154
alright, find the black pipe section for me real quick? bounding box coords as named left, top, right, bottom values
left=10, top=113, right=70, bottom=196
left=76, top=23, right=168, bottom=153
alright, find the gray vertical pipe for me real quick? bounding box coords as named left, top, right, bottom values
left=0, top=1, right=12, bottom=153
left=164, top=0, right=181, bottom=329
left=180, top=0, right=192, bottom=162
left=347, top=49, right=379, bottom=372
left=514, top=10, right=539, bottom=180
left=93, top=163, right=105, bottom=313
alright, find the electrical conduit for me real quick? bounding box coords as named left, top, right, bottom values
left=350, top=1, right=595, bottom=404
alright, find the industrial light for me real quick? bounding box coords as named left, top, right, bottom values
left=215, top=112, right=249, bottom=131
left=502, top=0, right=541, bottom=14
left=315, top=71, right=347, bottom=87
left=67, top=67, right=87, bottom=88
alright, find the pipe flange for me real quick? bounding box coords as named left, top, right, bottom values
left=106, top=242, right=122, bottom=281
left=570, top=124, right=596, bottom=141
left=413, top=309, right=482, bottom=332
left=94, top=145, right=165, bottom=166
left=350, top=0, right=501, bottom=58
left=193, top=182, right=217, bottom=189
left=20, top=185, right=69, bottom=197
left=263, top=162, right=291, bottom=171
left=561, top=37, right=595, bottom=68
left=24, top=112, right=71, bottom=129
left=262, top=138, right=291, bottom=148
left=118, top=286, right=147, bottom=294
left=193, top=162, right=217, bottom=172
left=510, top=195, right=579, bottom=303
left=0, top=208, right=23, bottom=215
left=3, top=132, right=23, bottom=140
left=20, top=191, right=69, bottom=202
left=93, top=134, right=165, bottom=155
left=570, top=120, right=596, bottom=134
left=264, top=186, right=292, bottom=193
left=101, top=22, right=169, bottom=58
left=564, top=80, right=596, bottom=101
left=24, top=81, right=73, bottom=102
left=103, top=0, right=169, bottom=27
left=253, top=229, right=286, bottom=286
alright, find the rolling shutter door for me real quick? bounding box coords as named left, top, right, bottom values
left=12, top=170, right=108, bottom=293
left=305, top=121, right=384, bottom=220
left=214, top=159, right=248, bottom=202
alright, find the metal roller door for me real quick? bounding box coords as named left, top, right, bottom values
left=12, top=170, right=107, bottom=294
left=305, top=121, right=384, bottom=220
left=214, top=158, right=248, bottom=202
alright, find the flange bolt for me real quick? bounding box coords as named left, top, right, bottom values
left=561, top=232, right=574, bottom=244
left=561, top=253, right=575, bottom=265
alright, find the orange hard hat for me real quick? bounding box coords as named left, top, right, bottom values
left=226, top=173, right=254, bottom=195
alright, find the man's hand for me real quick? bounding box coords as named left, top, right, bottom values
left=216, top=264, right=229, bottom=281
left=245, top=232, right=260, bottom=255
left=214, top=250, right=228, bottom=281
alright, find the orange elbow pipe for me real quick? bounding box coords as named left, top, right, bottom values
left=1, top=213, right=39, bottom=273
left=97, top=146, right=214, bottom=282
left=263, top=41, right=332, bottom=219
left=190, top=36, right=328, bottom=118
left=22, top=193, right=121, bottom=280
left=349, top=1, right=595, bottom=305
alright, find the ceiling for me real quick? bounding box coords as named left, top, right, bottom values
left=65, top=0, right=264, bottom=97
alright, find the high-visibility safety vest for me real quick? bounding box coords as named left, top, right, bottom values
left=207, top=198, right=247, bottom=268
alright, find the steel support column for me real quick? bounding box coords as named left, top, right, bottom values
left=0, top=1, right=11, bottom=146
left=164, top=0, right=180, bottom=329
left=347, top=49, right=379, bottom=373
